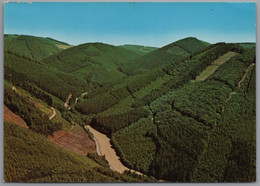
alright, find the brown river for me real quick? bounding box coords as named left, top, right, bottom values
left=86, top=125, right=142, bottom=175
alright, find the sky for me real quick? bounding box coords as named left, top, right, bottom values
left=4, top=2, right=256, bottom=47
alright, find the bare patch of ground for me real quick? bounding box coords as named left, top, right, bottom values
left=4, top=105, right=28, bottom=128
left=194, top=51, right=238, bottom=81
left=56, top=44, right=72, bottom=50
left=48, top=124, right=96, bottom=155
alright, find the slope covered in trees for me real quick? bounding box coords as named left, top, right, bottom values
left=42, top=42, right=141, bottom=85
left=4, top=80, right=63, bottom=136
left=4, top=78, right=156, bottom=182
left=4, top=122, right=155, bottom=182
left=76, top=43, right=242, bottom=134
left=118, top=44, right=158, bottom=55
left=4, top=34, right=255, bottom=182
left=78, top=44, right=255, bottom=182
left=118, top=37, right=210, bottom=75
left=4, top=51, right=88, bottom=102
left=111, top=49, right=256, bottom=181
left=4, top=34, right=71, bottom=61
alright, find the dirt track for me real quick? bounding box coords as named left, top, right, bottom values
left=49, top=107, right=56, bottom=120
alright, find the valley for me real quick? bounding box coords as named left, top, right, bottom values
left=3, top=34, right=256, bottom=182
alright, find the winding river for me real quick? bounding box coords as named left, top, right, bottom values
left=86, top=125, right=142, bottom=175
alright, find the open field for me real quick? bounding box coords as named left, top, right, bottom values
left=194, top=51, right=237, bottom=81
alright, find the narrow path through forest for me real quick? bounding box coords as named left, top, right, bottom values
left=238, top=63, right=255, bottom=88
left=222, top=63, right=255, bottom=113
left=212, top=63, right=255, bottom=132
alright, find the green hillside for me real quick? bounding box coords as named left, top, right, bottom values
left=237, top=42, right=256, bottom=49
left=4, top=40, right=140, bottom=105
left=118, top=37, right=210, bottom=75
left=118, top=44, right=158, bottom=55
left=75, top=43, right=255, bottom=181
left=113, top=49, right=255, bottom=181
left=4, top=34, right=72, bottom=61
left=4, top=51, right=88, bottom=102
left=42, top=42, right=141, bottom=86
left=4, top=121, right=155, bottom=182
left=4, top=34, right=255, bottom=182
left=4, top=78, right=155, bottom=182
left=75, top=43, right=235, bottom=118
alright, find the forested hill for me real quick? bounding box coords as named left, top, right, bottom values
left=3, top=34, right=255, bottom=182
left=118, top=45, right=158, bottom=56
left=42, top=42, right=141, bottom=85
left=75, top=42, right=232, bottom=118
left=4, top=34, right=72, bottom=61
left=4, top=50, right=89, bottom=103
left=75, top=42, right=255, bottom=182
left=118, top=37, right=210, bottom=75
left=4, top=36, right=141, bottom=103
left=4, top=120, right=155, bottom=182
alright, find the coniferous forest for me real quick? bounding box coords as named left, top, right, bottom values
left=3, top=33, right=256, bottom=182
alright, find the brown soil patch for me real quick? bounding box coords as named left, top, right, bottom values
left=48, top=124, right=95, bottom=155
left=4, top=105, right=28, bottom=128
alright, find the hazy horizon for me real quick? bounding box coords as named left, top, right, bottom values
left=4, top=33, right=257, bottom=48
left=4, top=2, right=256, bottom=47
